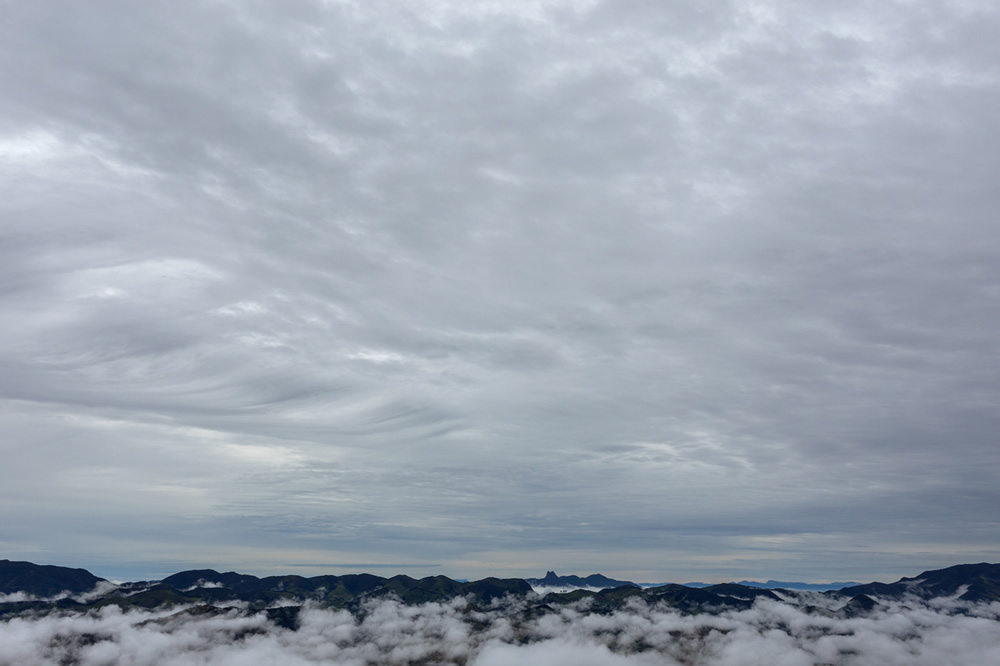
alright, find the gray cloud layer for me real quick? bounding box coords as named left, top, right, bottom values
left=2, top=0, right=999, bottom=581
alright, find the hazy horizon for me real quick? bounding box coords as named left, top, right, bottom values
left=3, top=0, right=1000, bottom=585
left=7, top=556, right=972, bottom=589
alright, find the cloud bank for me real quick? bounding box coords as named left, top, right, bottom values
left=3, top=594, right=1000, bottom=666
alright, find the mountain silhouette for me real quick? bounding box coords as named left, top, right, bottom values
left=3, top=560, right=999, bottom=628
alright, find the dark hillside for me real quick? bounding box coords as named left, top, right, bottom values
left=0, top=560, right=104, bottom=596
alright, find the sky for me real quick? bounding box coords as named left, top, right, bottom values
left=1, top=0, right=999, bottom=584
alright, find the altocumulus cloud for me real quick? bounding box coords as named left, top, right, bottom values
left=3, top=595, right=1000, bottom=665
left=1, top=0, right=1000, bottom=582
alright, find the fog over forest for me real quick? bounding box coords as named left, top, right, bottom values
left=3, top=592, right=1000, bottom=666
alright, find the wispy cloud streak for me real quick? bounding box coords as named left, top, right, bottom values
left=1, top=0, right=1000, bottom=580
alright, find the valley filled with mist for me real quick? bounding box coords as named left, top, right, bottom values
left=2, top=560, right=999, bottom=665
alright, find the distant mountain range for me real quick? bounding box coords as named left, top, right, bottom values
left=3, top=559, right=999, bottom=628
left=529, top=570, right=862, bottom=592
left=721, top=579, right=860, bottom=591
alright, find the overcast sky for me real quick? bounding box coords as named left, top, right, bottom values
left=2, top=0, right=999, bottom=584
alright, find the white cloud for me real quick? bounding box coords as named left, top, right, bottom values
left=2, top=595, right=1000, bottom=665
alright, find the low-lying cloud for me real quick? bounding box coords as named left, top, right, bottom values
left=0, top=581, right=119, bottom=606
left=3, top=593, right=1000, bottom=665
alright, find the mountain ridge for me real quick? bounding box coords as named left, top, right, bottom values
left=3, top=559, right=999, bottom=625
left=734, top=579, right=862, bottom=591
left=524, top=571, right=638, bottom=588
left=0, top=559, right=105, bottom=597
